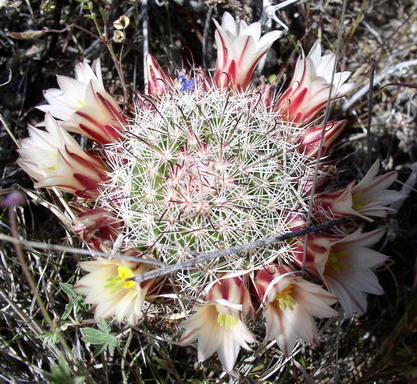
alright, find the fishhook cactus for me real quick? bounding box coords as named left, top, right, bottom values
left=16, top=11, right=402, bottom=373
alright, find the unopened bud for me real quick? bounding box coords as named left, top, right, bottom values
left=113, top=15, right=130, bottom=30
left=0, top=190, right=26, bottom=207
left=113, top=30, right=125, bottom=43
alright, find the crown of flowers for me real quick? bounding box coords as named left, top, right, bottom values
left=16, top=11, right=402, bottom=373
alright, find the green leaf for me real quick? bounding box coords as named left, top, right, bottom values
left=60, top=282, right=88, bottom=320
left=97, top=318, right=109, bottom=333
left=81, top=328, right=109, bottom=344
left=81, top=320, right=120, bottom=357
left=60, top=282, right=77, bottom=298
left=107, top=336, right=120, bottom=356
left=62, top=307, right=72, bottom=320
left=44, top=354, right=85, bottom=384
left=38, top=331, right=58, bottom=348
left=92, top=343, right=107, bottom=357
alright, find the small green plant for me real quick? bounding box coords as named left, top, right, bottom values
left=44, top=354, right=85, bottom=384
left=60, top=282, right=88, bottom=320
left=81, top=318, right=120, bottom=357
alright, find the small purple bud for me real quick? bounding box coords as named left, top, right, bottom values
left=0, top=190, right=26, bottom=207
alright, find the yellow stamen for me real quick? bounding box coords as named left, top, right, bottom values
left=275, top=284, right=296, bottom=310
left=47, top=152, right=58, bottom=170
left=118, top=266, right=136, bottom=289
left=75, top=99, right=87, bottom=110
left=217, top=313, right=238, bottom=329
left=326, top=249, right=349, bottom=273
left=104, top=266, right=135, bottom=293
left=352, top=191, right=369, bottom=212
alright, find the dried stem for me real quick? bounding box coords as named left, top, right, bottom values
left=303, top=0, right=348, bottom=268
left=0, top=232, right=165, bottom=266
left=366, top=58, right=376, bottom=168
left=0, top=112, right=20, bottom=148
left=142, top=0, right=149, bottom=94
left=131, top=217, right=354, bottom=283
left=7, top=207, right=92, bottom=381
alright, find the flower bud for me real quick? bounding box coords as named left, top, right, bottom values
left=213, top=12, right=282, bottom=91
left=146, top=54, right=174, bottom=97
left=38, top=59, right=126, bottom=144
left=72, top=208, right=121, bottom=252
left=17, top=114, right=107, bottom=198
left=275, top=41, right=354, bottom=125
left=298, top=120, right=347, bottom=158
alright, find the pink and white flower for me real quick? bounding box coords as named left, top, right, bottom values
left=179, top=277, right=255, bottom=371
left=146, top=54, right=175, bottom=97
left=297, top=120, right=347, bottom=158
left=17, top=113, right=107, bottom=198
left=213, top=12, right=282, bottom=91
left=315, top=159, right=403, bottom=221
left=38, top=59, right=126, bottom=144
left=255, top=265, right=338, bottom=356
left=276, top=41, right=354, bottom=125
left=72, top=208, right=122, bottom=252
left=292, top=228, right=389, bottom=316
left=299, top=166, right=332, bottom=196
left=73, top=254, right=154, bottom=325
